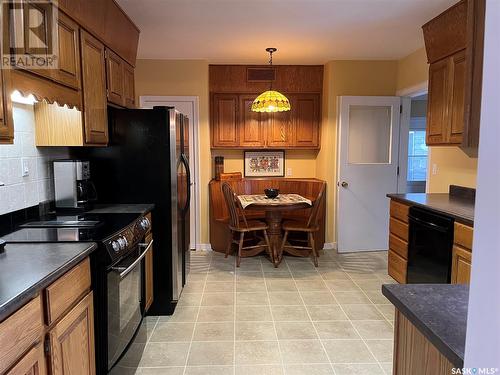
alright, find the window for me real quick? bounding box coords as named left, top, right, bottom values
left=407, top=130, right=428, bottom=181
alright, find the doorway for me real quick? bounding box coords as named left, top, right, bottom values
left=405, top=94, right=429, bottom=193
left=139, top=96, right=200, bottom=251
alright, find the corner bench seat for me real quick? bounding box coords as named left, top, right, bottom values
left=209, top=178, right=326, bottom=253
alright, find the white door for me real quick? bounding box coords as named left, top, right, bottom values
left=337, top=96, right=401, bottom=253
left=140, top=96, right=199, bottom=250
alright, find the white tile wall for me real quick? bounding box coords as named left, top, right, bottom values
left=0, top=103, right=69, bottom=215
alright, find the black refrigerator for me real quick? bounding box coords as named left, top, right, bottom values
left=79, top=106, right=191, bottom=315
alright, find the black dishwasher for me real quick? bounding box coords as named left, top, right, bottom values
left=407, top=206, right=454, bottom=283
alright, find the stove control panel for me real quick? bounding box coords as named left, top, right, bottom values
left=104, top=215, right=149, bottom=262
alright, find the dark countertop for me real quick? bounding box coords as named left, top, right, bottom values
left=382, top=284, right=468, bottom=367
left=0, top=242, right=97, bottom=322
left=387, top=193, right=474, bottom=226
left=87, top=203, right=154, bottom=215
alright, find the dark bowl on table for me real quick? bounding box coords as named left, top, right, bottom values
left=264, top=188, right=279, bottom=199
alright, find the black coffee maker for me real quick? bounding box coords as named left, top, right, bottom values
left=54, top=160, right=97, bottom=210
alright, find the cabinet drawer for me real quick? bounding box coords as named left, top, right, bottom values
left=388, top=250, right=407, bottom=284
left=5, top=342, right=46, bottom=375
left=389, top=217, right=409, bottom=241
left=389, top=233, right=408, bottom=260
left=0, top=296, right=43, bottom=374
left=45, top=258, right=91, bottom=325
left=390, top=201, right=410, bottom=223
left=454, top=222, right=473, bottom=250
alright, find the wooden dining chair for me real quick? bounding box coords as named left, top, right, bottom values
left=222, top=182, right=272, bottom=267
left=280, top=183, right=326, bottom=267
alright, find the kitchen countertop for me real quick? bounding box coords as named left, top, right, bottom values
left=0, top=242, right=97, bottom=322
left=87, top=203, right=154, bottom=215
left=387, top=193, right=474, bottom=226
left=382, top=283, right=468, bottom=367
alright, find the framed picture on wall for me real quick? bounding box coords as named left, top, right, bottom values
left=244, top=150, right=285, bottom=177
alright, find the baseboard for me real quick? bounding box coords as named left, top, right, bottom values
left=322, top=242, right=337, bottom=250
left=195, top=243, right=213, bottom=251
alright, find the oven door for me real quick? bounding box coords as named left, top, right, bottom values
left=107, top=239, right=153, bottom=370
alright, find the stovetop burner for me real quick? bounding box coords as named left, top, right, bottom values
left=4, top=213, right=141, bottom=243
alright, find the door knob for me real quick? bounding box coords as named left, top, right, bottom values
left=338, top=181, right=348, bottom=188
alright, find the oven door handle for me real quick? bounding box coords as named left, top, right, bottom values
left=112, top=239, right=154, bottom=279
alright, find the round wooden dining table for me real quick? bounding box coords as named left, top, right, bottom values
left=241, top=195, right=314, bottom=267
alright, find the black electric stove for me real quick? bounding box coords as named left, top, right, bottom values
left=1, top=211, right=152, bottom=374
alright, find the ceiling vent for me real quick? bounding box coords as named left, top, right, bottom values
left=247, top=67, right=276, bottom=82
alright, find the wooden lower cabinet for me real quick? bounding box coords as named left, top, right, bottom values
left=388, top=200, right=410, bottom=283
left=48, top=292, right=95, bottom=375
left=6, top=343, right=46, bottom=375
left=388, top=250, right=407, bottom=284
left=451, top=246, right=472, bottom=284
left=393, top=310, right=454, bottom=375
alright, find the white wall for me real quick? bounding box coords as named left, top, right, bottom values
left=0, top=103, right=69, bottom=215
left=464, top=0, right=500, bottom=368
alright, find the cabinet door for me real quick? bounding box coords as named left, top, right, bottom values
left=294, top=94, right=320, bottom=148
left=451, top=245, right=472, bottom=284
left=6, top=343, right=46, bottom=375
left=105, top=49, right=125, bottom=106
left=80, top=30, right=108, bottom=145
left=267, top=109, right=294, bottom=148
left=51, top=12, right=81, bottom=89
left=49, top=292, right=95, bottom=375
left=212, top=94, right=239, bottom=147
left=426, top=58, right=450, bottom=145
left=145, top=234, right=154, bottom=312
left=123, top=62, right=135, bottom=108
left=0, top=70, right=13, bottom=143
left=448, top=50, right=466, bottom=144
left=239, top=95, right=266, bottom=147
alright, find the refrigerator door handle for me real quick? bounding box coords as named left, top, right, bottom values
left=181, top=153, right=191, bottom=214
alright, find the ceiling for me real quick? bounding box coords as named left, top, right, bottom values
left=118, top=0, right=458, bottom=64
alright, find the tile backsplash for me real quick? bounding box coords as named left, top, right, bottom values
left=0, top=103, right=69, bottom=215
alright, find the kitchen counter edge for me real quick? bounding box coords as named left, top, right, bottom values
left=0, top=242, right=98, bottom=322
left=382, top=283, right=467, bottom=368
left=387, top=193, right=474, bottom=226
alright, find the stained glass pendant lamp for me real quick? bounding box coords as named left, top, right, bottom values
left=251, top=48, right=291, bottom=113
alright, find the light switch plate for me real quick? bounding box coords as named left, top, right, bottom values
left=21, top=158, right=29, bottom=177
left=287, top=168, right=292, bottom=176
left=432, top=163, right=438, bottom=175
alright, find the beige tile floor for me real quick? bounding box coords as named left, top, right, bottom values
left=113, top=250, right=396, bottom=375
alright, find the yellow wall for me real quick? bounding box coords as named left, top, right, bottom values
left=134, top=59, right=211, bottom=244
left=396, top=47, right=428, bottom=92
left=215, top=150, right=317, bottom=178
left=396, top=48, right=479, bottom=193
left=427, top=148, right=478, bottom=192
left=317, top=60, right=398, bottom=244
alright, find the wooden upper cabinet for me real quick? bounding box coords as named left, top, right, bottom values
left=239, top=95, right=266, bottom=147
left=267, top=107, right=294, bottom=148
left=0, top=70, right=13, bottom=144
left=105, top=48, right=125, bottom=106
left=123, top=62, right=136, bottom=108
left=212, top=94, right=239, bottom=147
left=294, top=94, right=320, bottom=148
left=427, top=58, right=450, bottom=145
left=48, top=292, right=95, bottom=375
left=423, top=0, right=485, bottom=148
left=51, top=12, right=81, bottom=89
left=81, top=30, right=108, bottom=145
left=449, top=50, right=467, bottom=144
